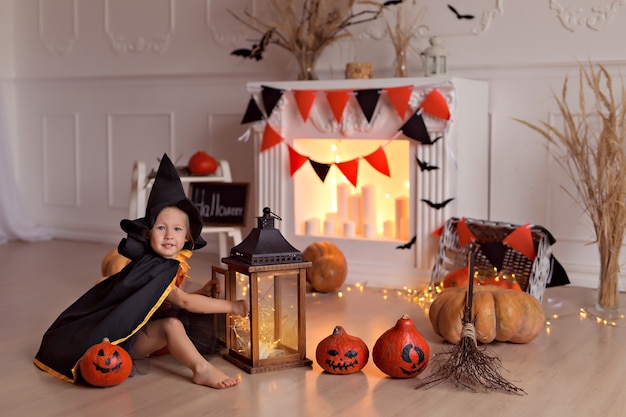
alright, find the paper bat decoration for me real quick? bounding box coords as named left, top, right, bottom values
left=416, top=156, right=439, bottom=171
left=421, top=197, right=454, bottom=209
left=231, top=29, right=274, bottom=61
left=384, top=0, right=404, bottom=5
left=396, top=235, right=416, bottom=249
left=430, top=136, right=443, bottom=145
left=448, top=4, right=475, bottom=20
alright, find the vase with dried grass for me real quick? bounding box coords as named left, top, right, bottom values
left=385, top=2, right=427, bottom=78
left=516, top=62, right=626, bottom=317
left=229, top=0, right=397, bottom=80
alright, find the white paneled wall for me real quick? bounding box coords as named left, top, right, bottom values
left=4, top=0, right=626, bottom=288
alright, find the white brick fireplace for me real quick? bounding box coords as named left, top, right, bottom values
left=246, top=77, right=489, bottom=289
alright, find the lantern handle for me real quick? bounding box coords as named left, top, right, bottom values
left=261, top=206, right=282, bottom=221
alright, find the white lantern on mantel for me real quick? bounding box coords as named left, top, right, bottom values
left=424, top=37, right=447, bottom=77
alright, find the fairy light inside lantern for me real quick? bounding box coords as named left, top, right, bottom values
left=424, top=36, right=447, bottom=77
left=221, top=207, right=313, bottom=373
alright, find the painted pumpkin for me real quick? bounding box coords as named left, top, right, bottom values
left=316, top=326, right=369, bottom=374
left=372, top=315, right=430, bottom=379
left=79, top=338, right=132, bottom=387
left=302, top=241, right=348, bottom=293
left=429, top=285, right=545, bottom=344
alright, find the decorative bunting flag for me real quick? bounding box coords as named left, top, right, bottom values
left=240, top=97, right=264, bottom=124
left=385, top=85, right=413, bottom=119
left=363, top=146, right=390, bottom=176
left=261, top=85, right=283, bottom=117
left=310, top=160, right=331, bottom=182
left=326, top=90, right=351, bottom=123
left=261, top=124, right=284, bottom=151
left=478, top=241, right=507, bottom=271
left=400, top=111, right=432, bottom=144
left=355, top=89, right=381, bottom=123
left=287, top=145, right=309, bottom=176
left=421, top=89, right=450, bottom=120
left=293, top=90, right=318, bottom=122
left=503, top=224, right=537, bottom=260
left=432, top=224, right=445, bottom=236
left=457, top=217, right=477, bottom=246
left=336, top=159, right=359, bottom=187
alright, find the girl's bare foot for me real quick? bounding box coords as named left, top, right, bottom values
left=192, top=363, right=241, bottom=389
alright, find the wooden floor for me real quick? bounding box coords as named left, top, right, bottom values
left=3, top=239, right=626, bottom=417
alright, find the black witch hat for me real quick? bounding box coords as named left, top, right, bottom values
left=120, top=153, right=206, bottom=252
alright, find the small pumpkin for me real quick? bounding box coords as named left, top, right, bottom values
left=429, top=285, right=545, bottom=344
left=302, top=241, right=348, bottom=293
left=316, top=326, right=369, bottom=374
left=372, top=315, right=430, bottom=379
left=100, top=248, right=130, bottom=278
left=79, top=338, right=132, bottom=387
left=442, top=266, right=474, bottom=288
left=188, top=150, right=218, bottom=175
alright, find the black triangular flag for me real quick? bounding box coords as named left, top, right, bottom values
left=261, top=85, right=283, bottom=118
left=478, top=241, right=507, bottom=271
left=309, top=160, right=331, bottom=182
left=355, top=89, right=381, bottom=123
left=400, top=111, right=432, bottom=145
left=240, top=97, right=264, bottom=124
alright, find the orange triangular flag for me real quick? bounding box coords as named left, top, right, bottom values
left=335, top=159, right=359, bottom=187
left=432, top=224, right=445, bottom=236
left=503, top=224, right=537, bottom=260
left=326, top=90, right=351, bottom=123
left=287, top=145, right=308, bottom=176
left=457, top=217, right=477, bottom=246
left=363, top=146, right=390, bottom=176
left=421, top=89, right=450, bottom=120
left=293, top=90, right=317, bottom=122
left=385, top=85, right=413, bottom=119
left=261, top=124, right=284, bottom=151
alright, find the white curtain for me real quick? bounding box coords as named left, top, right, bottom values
left=0, top=85, right=51, bottom=244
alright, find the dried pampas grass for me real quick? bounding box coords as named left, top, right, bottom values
left=516, top=62, right=626, bottom=311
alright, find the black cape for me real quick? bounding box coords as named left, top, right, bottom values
left=34, top=235, right=180, bottom=383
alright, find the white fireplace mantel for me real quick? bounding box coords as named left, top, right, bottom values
left=246, top=77, right=489, bottom=289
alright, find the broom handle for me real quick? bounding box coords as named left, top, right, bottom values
left=465, top=243, right=477, bottom=323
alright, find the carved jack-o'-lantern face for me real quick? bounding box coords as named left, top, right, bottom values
left=399, top=343, right=427, bottom=376
left=79, top=338, right=133, bottom=387
left=316, top=326, right=369, bottom=375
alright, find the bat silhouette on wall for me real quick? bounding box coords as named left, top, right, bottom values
left=447, top=4, right=475, bottom=20
left=421, top=198, right=454, bottom=209
left=416, top=157, right=439, bottom=172
left=231, top=29, right=275, bottom=61
left=396, top=235, right=416, bottom=249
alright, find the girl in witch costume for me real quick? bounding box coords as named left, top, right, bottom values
left=34, top=154, right=249, bottom=389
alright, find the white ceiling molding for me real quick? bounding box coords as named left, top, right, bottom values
left=104, top=0, right=174, bottom=54
left=38, top=0, right=78, bottom=56
left=549, top=0, right=625, bottom=32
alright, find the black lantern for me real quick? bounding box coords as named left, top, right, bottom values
left=221, top=207, right=312, bottom=373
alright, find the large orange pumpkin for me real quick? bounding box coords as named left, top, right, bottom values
left=302, top=241, right=347, bottom=293
left=429, top=286, right=545, bottom=344
left=100, top=248, right=130, bottom=278
left=79, top=338, right=132, bottom=387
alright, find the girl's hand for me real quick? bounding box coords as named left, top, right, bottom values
left=231, top=300, right=250, bottom=317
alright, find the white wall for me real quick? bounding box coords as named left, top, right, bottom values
left=6, top=0, right=626, bottom=288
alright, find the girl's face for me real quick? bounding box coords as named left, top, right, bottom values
left=149, top=206, right=190, bottom=259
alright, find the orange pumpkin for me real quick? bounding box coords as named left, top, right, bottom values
left=100, top=248, right=130, bottom=278
left=429, top=286, right=545, bottom=344
left=372, top=315, right=430, bottom=379
left=316, top=326, right=369, bottom=374
left=302, top=241, right=348, bottom=293
left=79, top=338, right=132, bottom=387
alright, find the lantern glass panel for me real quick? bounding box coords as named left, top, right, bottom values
left=230, top=271, right=252, bottom=359
left=275, top=273, right=299, bottom=352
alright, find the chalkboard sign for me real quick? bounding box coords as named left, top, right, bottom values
left=189, top=182, right=249, bottom=226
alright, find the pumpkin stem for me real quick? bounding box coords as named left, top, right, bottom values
left=401, top=314, right=410, bottom=320
left=102, top=337, right=110, bottom=343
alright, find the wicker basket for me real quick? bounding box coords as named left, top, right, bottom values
left=431, top=217, right=553, bottom=301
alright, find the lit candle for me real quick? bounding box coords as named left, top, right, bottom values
left=323, top=220, right=335, bottom=236
left=395, top=196, right=409, bottom=239
left=343, top=221, right=355, bottom=238
left=337, top=183, right=350, bottom=224
left=362, top=184, right=377, bottom=226
left=363, top=223, right=375, bottom=238
left=383, top=220, right=394, bottom=237
left=305, top=218, right=320, bottom=235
